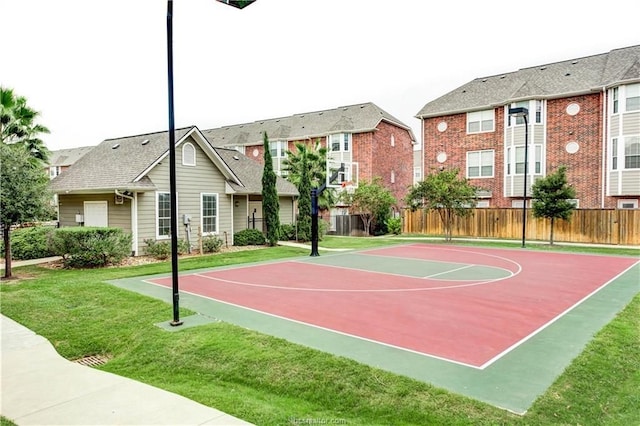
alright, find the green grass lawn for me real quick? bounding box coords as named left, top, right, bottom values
left=1, top=237, right=638, bottom=425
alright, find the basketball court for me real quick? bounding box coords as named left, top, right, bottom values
left=110, top=243, right=639, bottom=414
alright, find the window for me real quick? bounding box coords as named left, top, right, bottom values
left=49, top=166, right=61, bottom=179
left=269, top=141, right=287, bottom=158
left=612, top=84, right=639, bottom=113
left=201, top=193, right=218, bottom=234
left=507, top=145, right=543, bottom=176
left=182, top=142, right=196, bottom=166
left=329, top=133, right=351, bottom=152
left=467, top=150, right=494, bottom=178
left=157, top=192, right=171, bottom=238
left=507, top=100, right=544, bottom=125
left=390, top=134, right=395, bottom=147
left=467, top=110, right=494, bottom=133
left=625, top=136, right=640, bottom=169
left=390, top=170, right=395, bottom=183
left=626, top=84, right=640, bottom=112
left=617, top=199, right=638, bottom=209
left=413, top=166, right=421, bottom=183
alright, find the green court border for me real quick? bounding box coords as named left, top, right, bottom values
left=109, top=250, right=640, bottom=414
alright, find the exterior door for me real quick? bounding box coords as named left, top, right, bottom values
left=84, top=201, right=108, bottom=227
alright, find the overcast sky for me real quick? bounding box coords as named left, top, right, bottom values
left=2, top=0, right=638, bottom=151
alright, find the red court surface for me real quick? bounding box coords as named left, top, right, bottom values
left=148, top=244, right=638, bottom=368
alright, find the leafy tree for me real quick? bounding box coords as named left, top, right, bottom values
left=343, top=177, right=396, bottom=236
left=296, top=152, right=312, bottom=241
left=261, top=132, right=280, bottom=246
left=405, top=168, right=478, bottom=242
left=1, top=87, right=50, bottom=163
left=531, top=165, right=576, bottom=245
left=282, top=139, right=336, bottom=210
left=1, top=143, right=52, bottom=278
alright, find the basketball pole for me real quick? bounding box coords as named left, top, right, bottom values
left=310, top=163, right=344, bottom=256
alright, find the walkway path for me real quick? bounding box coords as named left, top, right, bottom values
left=1, top=314, right=253, bottom=425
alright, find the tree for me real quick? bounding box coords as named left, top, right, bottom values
left=531, top=166, right=576, bottom=245
left=282, top=139, right=336, bottom=210
left=344, top=177, right=396, bottom=236
left=261, top=132, right=280, bottom=246
left=1, top=87, right=50, bottom=163
left=1, top=143, right=52, bottom=278
left=405, top=168, right=478, bottom=242
left=296, top=152, right=312, bottom=241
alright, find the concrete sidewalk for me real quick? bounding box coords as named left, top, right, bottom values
left=0, top=315, right=253, bottom=426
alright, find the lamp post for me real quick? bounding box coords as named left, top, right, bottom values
left=166, top=0, right=257, bottom=326
left=508, top=107, right=529, bottom=248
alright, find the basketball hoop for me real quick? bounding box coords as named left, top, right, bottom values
left=341, top=181, right=353, bottom=189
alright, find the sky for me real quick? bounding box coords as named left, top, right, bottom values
left=2, top=0, right=639, bottom=151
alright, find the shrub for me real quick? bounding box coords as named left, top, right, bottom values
left=386, top=217, right=402, bottom=235
left=3, top=226, right=57, bottom=260
left=50, top=227, right=132, bottom=268
left=234, top=229, right=265, bottom=246
left=279, top=223, right=296, bottom=241
left=202, top=235, right=223, bottom=253
left=143, top=239, right=171, bottom=260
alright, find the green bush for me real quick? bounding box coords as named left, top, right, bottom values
left=386, top=217, right=402, bottom=235
left=279, top=223, right=296, bottom=241
left=233, top=229, right=265, bottom=246
left=2, top=226, right=57, bottom=260
left=50, top=227, right=132, bottom=268
left=143, top=238, right=191, bottom=259
left=202, top=235, right=223, bottom=253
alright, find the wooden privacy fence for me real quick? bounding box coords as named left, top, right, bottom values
left=403, top=208, right=640, bottom=246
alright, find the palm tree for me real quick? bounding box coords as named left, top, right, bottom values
left=1, top=87, right=50, bottom=163
left=282, top=139, right=336, bottom=209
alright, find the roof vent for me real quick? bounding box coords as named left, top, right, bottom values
left=233, top=155, right=239, bottom=160
left=572, top=60, right=578, bottom=64
left=540, top=66, right=547, bottom=70
left=500, top=75, right=506, bottom=79
left=565, top=72, right=571, bottom=76
left=141, top=139, right=150, bottom=145
left=112, top=143, right=120, bottom=149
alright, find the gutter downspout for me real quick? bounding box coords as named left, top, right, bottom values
left=115, top=190, right=138, bottom=255
left=601, top=87, right=607, bottom=208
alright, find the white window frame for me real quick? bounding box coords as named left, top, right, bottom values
left=156, top=192, right=172, bottom=239
left=201, top=193, right=218, bottom=235
left=611, top=84, right=640, bottom=114
left=466, top=149, right=494, bottom=178
left=269, top=140, right=287, bottom=158
left=413, top=166, right=421, bottom=184
left=182, top=142, right=196, bottom=166
left=329, top=133, right=351, bottom=152
left=611, top=136, right=640, bottom=170
left=506, top=145, right=543, bottom=176
left=467, top=110, right=495, bottom=134
left=617, top=199, right=638, bottom=209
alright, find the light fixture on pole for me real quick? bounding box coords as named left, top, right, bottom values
left=508, top=106, right=529, bottom=248
left=166, top=0, right=257, bottom=326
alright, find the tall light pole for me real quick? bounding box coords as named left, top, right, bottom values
left=508, top=107, right=529, bottom=248
left=166, top=0, right=257, bottom=326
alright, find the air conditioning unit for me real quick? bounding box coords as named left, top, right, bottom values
left=115, top=195, right=124, bottom=205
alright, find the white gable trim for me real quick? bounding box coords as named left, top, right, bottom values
left=133, top=126, right=243, bottom=186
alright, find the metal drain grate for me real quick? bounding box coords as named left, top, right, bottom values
left=72, top=354, right=111, bottom=367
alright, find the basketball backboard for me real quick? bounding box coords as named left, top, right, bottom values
left=326, top=160, right=358, bottom=189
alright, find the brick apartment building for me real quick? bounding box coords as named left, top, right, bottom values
left=416, top=45, right=640, bottom=209
left=203, top=102, right=416, bottom=208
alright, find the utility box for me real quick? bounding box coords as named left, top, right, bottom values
left=183, top=214, right=192, bottom=225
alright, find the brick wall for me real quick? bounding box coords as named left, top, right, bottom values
left=422, top=93, right=617, bottom=209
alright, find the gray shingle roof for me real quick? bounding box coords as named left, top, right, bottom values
left=48, top=146, right=94, bottom=167
left=202, top=102, right=415, bottom=146
left=49, top=127, right=193, bottom=193
left=416, top=45, right=640, bottom=118
left=214, top=147, right=298, bottom=196
left=48, top=126, right=298, bottom=197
